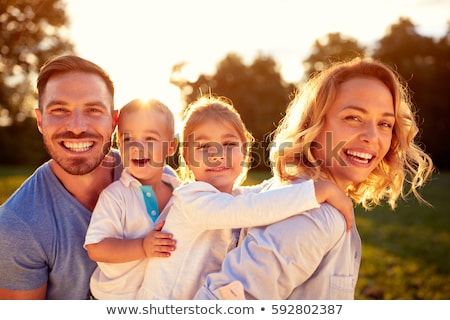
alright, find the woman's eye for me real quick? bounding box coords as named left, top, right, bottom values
left=345, top=115, right=361, bottom=122
left=380, top=121, right=393, bottom=129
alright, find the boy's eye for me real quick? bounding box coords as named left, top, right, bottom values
left=224, top=142, right=239, bottom=147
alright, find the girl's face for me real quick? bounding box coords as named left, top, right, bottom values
left=313, top=77, right=395, bottom=191
left=185, top=119, right=246, bottom=194
left=119, top=109, right=174, bottom=184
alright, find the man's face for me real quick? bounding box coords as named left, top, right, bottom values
left=35, top=71, right=117, bottom=175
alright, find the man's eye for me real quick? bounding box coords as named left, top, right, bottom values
left=50, top=107, right=68, bottom=114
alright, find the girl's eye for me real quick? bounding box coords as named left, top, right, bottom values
left=197, top=143, right=211, bottom=150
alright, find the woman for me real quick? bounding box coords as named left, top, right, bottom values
left=194, top=57, right=434, bottom=300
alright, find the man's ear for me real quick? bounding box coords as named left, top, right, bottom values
left=112, top=109, right=119, bottom=130
left=35, top=108, right=43, bottom=134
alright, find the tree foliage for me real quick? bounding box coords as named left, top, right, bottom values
left=0, top=0, right=73, bottom=123
left=172, top=17, right=449, bottom=170
left=302, top=32, right=366, bottom=79
left=0, top=0, right=73, bottom=166
left=373, top=18, right=450, bottom=168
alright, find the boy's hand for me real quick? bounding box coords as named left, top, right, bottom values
left=142, top=221, right=176, bottom=257
left=314, top=180, right=354, bottom=231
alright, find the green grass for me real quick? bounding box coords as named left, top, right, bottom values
left=0, top=166, right=37, bottom=203
left=1, top=166, right=449, bottom=299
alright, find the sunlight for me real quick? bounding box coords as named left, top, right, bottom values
left=64, top=0, right=449, bottom=135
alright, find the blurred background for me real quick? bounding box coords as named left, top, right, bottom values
left=0, top=0, right=449, bottom=299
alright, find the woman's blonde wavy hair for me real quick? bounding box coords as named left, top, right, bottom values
left=178, top=95, right=255, bottom=188
left=271, top=57, right=434, bottom=210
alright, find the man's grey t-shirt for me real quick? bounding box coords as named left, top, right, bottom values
left=0, top=153, right=123, bottom=299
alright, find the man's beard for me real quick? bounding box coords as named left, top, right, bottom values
left=43, top=133, right=111, bottom=175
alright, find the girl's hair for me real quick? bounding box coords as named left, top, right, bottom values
left=271, top=57, right=434, bottom=210
left=179, top=95, right=254, bottom=187
left=114, top=98, right=175, bottom=146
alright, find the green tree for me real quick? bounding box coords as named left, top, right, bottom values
left=0, top=0, right=73, bottom=166
left=302, top=32, right=366, bottom=80
left=373, top=17, right=450, bottom=169
left=170, top=53, right=295, bottom=170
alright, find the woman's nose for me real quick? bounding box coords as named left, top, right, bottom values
left=360, top=122, right=378, bottom=143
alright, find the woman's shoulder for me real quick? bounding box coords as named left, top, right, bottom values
left=250, top=203, right=347, bottom=245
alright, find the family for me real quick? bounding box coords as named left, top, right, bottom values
left=0, top=55, right=433, bottom=300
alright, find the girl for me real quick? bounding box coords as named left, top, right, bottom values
left=136, top=95, right=353, bottom=299
left=194, top=58, right=434, bottom=300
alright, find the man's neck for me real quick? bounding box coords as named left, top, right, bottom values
left=49, top=157, right=114, bottom=212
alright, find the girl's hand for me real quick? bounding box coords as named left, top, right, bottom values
left=142, top=221, right=176, bottom=257
left=314, top=180, right=354, bottom=231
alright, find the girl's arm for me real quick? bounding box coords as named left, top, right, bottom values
left=175, top=179, right=352, bottom=230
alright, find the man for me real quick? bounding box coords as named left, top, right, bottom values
left=0, top=55, right=121, bottom=299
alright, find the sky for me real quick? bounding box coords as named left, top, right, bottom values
left=64, top=0, right=449, bottom=123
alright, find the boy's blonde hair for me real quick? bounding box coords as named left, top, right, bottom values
left=113, top=98, right=175, bottom=150
left=271, top=57, right=434, bottom=210
left=117, top=98, right=174, bottom=137
left=179, top=95, right=254, bottom=187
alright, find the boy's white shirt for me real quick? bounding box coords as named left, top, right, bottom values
left=136, top=178, right=319, bottom=300
left=84, top=170, right=181, bottom=300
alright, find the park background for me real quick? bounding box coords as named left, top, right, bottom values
left=0, top=0, right=449, bottom=299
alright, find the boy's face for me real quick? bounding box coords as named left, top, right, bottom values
left=118, top=108, right=174, bottom=182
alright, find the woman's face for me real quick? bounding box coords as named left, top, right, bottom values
left=313, top=76, right=395, bottom=191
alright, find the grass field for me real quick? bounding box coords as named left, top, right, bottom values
left=1, top=166, right=449, bottom=299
